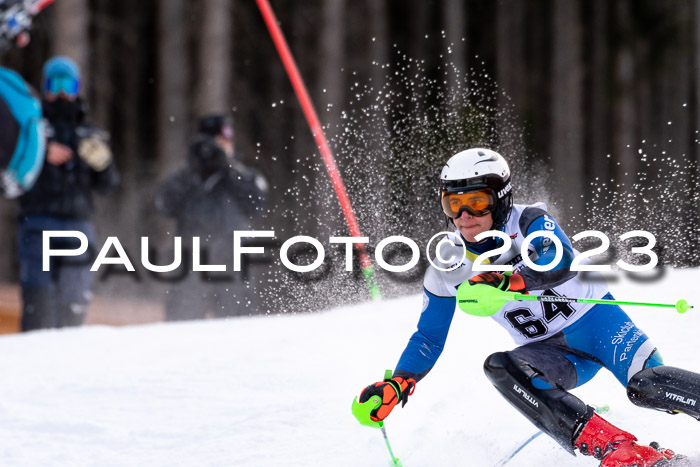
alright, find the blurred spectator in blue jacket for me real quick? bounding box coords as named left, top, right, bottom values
left=17, top=56, right=119, bottom=331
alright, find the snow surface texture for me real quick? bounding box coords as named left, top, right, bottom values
left=0, top=269, right=698, bottom=467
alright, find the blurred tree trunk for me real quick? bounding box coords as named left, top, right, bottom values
left=0, top=202, right=16, bottom=281
left=319, top=0, right=344, bottom=127
left=550, top=0, right=584, bottom=215
left=696, top=0, right=700, bottom=173
left=230, top=2, right=263, bottom=165
left=89, top=0, right=117, bottom=283
left=368, top=0, right=391, bottom=238
left=286, top=2, right=321, bottom=241
left=611, top=1, right=636, bottom=192
left=369, top=0, right=389, bottom=79
left=695, top=0, right=700, bottom=215
left=496, top=0, right=544, bottom=164
left=119, top=0, right=147, bottom=188
left=90, top=0, right=113, bottom=133
left=157, top=0, right=189, bottom=176
left=587, top=0, right=612, bottom=184
left=115, top=0, right=150, bottom=239
left=496, top=0, right=526, bottom=141
left=443, top=0, right=467, bottom=95
left=196, top=0, right=232, bottom=115
left=51, top=0, right=89, bottom=86
left=660, top=1, right=696, bottom=254
left=317, top=0, right=345, bottom=238
left=694, top=0, right=700, bottom=255
left=409, top=0, right=431, bottom=107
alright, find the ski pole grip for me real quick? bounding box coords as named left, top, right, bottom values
left=352, top=396, right=383, bottom=428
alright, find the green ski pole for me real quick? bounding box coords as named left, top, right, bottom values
left=381, top=426, right=402, bottom=467
left=513, top=294, right=693, bottom=313
left=352, top=370, right=403, bottom=466
left=456, top=281, right=694, bottom=317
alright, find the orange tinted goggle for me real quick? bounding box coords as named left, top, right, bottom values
left=441, top=189, right=495, bottom=218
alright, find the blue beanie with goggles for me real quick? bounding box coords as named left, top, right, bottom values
left=42, top=56, right=81, bottom=98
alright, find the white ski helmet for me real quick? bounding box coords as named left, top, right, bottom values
left=439, top=148, right=513, bottom=230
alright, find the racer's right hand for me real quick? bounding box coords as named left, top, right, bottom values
left=358, top=376, right=416, bottom=422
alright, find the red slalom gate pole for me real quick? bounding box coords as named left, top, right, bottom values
left=256, top=0, right=380, bottom=299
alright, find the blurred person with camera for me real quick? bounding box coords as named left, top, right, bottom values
left=156, top=114, right=268, bottom=321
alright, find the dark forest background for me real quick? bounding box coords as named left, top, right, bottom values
left=0, top=0, right=698, bottom=316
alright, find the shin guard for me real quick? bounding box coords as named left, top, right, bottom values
left=627, top=366, right=700, bottom=420
left=484, top=352, right=595, bottom=453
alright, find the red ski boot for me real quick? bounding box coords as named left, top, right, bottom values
left=575, top=413, right=675, bottom=467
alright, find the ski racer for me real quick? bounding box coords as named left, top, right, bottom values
left=356, top=148, right=700, bottom=466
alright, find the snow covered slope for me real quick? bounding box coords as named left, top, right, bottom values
left=0, top=268, right=698, bottom=467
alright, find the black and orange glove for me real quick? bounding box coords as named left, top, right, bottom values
left=468, top=272, right=527, bottom=292
left=358, top=376, right=416, bottom=422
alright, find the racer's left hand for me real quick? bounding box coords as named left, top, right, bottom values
left=468, top=272, right=526, bottom=292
